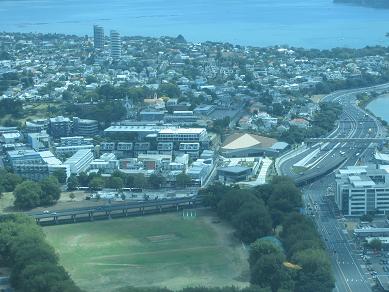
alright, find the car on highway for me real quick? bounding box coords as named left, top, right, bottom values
left=52, top=212, right=57, bottom=215
left=42, top=210, right=50, bottom=214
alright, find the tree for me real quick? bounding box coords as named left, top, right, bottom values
left=13, top=181, right=42, bottom=209
left=0, top=171, right=23, bottom=192
left=0, top=214, right=82, bottom=292
left=249, top=239, right=294, bottom=291
left=292, top=248, right=334, bottom=292
left=176, top=172, right=192, bottom=188
left=148, top=173, right=165, bottom=189
left=89, top=177, right=104, bottom=191
left=217, top=189, right=258, bottom=220
left=268, top=179, right=302, bottom=215
left=369, top=238, right=382, bottom=252
left=67, top=175, right=79, bottom=191
left=157, top=83, right=181, bottom=99
left=108, top=176, right=124, bottom=191
left=77, top=172, right=89, bottom=187
left=200, top=182, right=230, bottom=209
left=249, top=239, right=283, bottom=267
left=232, top=202, right=273, bottom=243
left=132, top=173, right=147, bottom=188
left=69, top=193, right=76, bottom=201
left=251, top=253, right=293, bottom=291
left=52, top=168, right=67, bottom=184
left=40, top=176, right=61, bottom=205
left=360, top=213, right=374, bottom=222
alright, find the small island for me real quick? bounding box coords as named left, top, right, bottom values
left=334, top=0, right=389, bottom=9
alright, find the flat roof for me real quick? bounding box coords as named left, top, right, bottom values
left=104, top=125, right=170, bottom=133
left=159, top=128, right=205, bottom=134
left=64, top=149, right=92, bottom=164
left=39, top=151, right=62, bottom=165
left=375, top=151, right=389, bottom=162
left=218, top=166, right=251, bottom=174
left=1, top=132, right=20, bottom=139
left=7, top=149, right=38, bottom=158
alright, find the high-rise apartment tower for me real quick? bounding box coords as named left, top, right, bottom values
left=110, top=30, right=121, bottom=59
left=93, top=25, right=104, bottom=49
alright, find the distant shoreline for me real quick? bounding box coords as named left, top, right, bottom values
left=366, top=94, right=389, bottom=124
left=334, top=0, right=389, bottom=9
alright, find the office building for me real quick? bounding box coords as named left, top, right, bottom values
left=187, top=159, right=212, bottom=187
left=73, top=117, right=98, bottom=137
left=336, top=165, right=389, bottom=216
left=93, top=25, right=104, bottom=49
left=110, top=30, right=121, bottom=59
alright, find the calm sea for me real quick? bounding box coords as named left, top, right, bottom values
left=367, top=95, right=389, bottom=123
left=0, top=0, right=389, bottom=48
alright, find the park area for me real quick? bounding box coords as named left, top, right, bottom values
left=44, top=211, right=249, bottom=292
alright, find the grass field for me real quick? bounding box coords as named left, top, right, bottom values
left=44, top=211, right=249, bottom=292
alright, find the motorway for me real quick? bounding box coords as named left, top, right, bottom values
left=279, top=83, right=389, bottom=292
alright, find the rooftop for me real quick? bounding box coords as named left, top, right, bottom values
left=39, top=151, right=62, bottom=165
left=158, top=128, right=206, bottom=135
left=222, top=133, right=277, bottom=150
left=64, top=149, right=92, bottom=164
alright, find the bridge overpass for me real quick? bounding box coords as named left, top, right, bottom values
left=30, top=196, right=201, bottom=226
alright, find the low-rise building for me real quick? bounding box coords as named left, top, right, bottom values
left=89, top=153, right=119, bottom=174
left=64, top=149, right=94, bottom=174
left=220, top=133, right=280, bottom=157
left=27, top=131, right=50, bottom=151
left=7, top=149, right=67, bottom=181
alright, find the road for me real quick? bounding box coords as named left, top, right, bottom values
left=279, top=83, right=389, bottom=292
left=303, top=178, right=372, bottom=292
left=279, top=84, right=388, bottom=184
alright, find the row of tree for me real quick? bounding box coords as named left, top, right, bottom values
left=67, top=170, right=192, bottom=191
left=199, top=177, right=334, bottom=292
left=65, top=100, right=127, bottom=125
left=0, top=214, right=82, bottom=292
left=1, top=168, right=193, bottom=210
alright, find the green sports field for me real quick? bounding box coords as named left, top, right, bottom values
left=44, top=211, right=249, bottom=292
